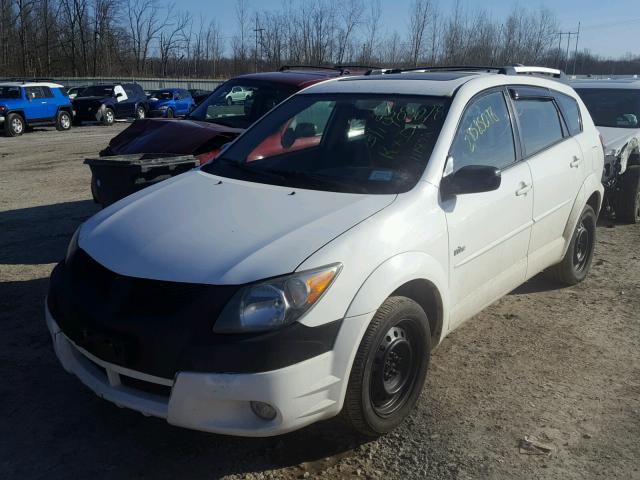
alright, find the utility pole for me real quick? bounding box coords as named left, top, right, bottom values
left=253, top=13, right=264, bottom=73
left=554, top=25, right=580, bottom=74
left=572, top=22, right=581, bottom=75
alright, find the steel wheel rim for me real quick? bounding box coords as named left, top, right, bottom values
left=137, top=108, right=145, bottom=119
left=12, top=118, right=23, bottom=133
left=61, top=114, right=70, bottom=129
left=106, top=111, right=114, bottom=122
left=370, top=320, right=420, bottom=418
left=573, top=220, right=590, bottom=272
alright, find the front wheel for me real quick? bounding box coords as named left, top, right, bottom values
left=226, top=96, right=233, bottom=105
left=5, top=113, right=25, bottom=136
left=545, top=204, right=596, bottom=285
left=342, top=296, right=431, bottom=437
left=165, top=108, right=174, bottom=118
left=55, top=110, right=72, bottom=131
left=135, top=105, right=146, bottom=119
left=102, top=107, right=115, bottom=126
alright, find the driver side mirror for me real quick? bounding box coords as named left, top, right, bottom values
left=440, top=163, right=501, bottom=198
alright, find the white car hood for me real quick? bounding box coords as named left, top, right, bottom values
left=597, top=126, right=640, bottom=156
left=80, top=170, right=395, bottom=285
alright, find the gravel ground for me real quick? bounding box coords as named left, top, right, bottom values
left=1, top=125, right=639, bottom=480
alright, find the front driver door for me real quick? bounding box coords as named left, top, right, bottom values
left=442, top=88, right=534, bottom=330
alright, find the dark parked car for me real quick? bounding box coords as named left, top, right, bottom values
left=73, top=83, right=148, bottom=126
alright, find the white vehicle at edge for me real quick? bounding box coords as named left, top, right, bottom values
left=571, top=78, right=640, bottom=223
left=46, top=66, right=604, bottom=437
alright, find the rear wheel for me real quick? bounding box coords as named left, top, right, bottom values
left=615, top=165, right=640, bottom=224
left=545, top=204, right=596, bottom=285
left=135, top=105, right=146, bottom=119
left=226, top=96, right=233, bottom=105
left=55, top=110, right=72, bottom=131
left=342, top=296, right=431, bottom=437
left=102, top=107, right=115, bottom=126
left=165, top=108, right=174, bottom=118
left=5, top=113, right=25, bottom=137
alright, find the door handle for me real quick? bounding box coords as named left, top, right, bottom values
left=570, top=156, right=581, bottom=168
left=515, top=182, right=532, bottom=196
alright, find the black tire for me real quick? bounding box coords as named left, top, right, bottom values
left=135, top=105, right=146, bottom=119
left=545, top=204, right=597, bottom=285
left=55, top=110, right=72, bottom=131
left=615, top=165, right=640, bottom=224
left=342, top=296, right=431, bottom=437
left=226, top=96, right=233, bottom=106
left=5, top=112, right=25, bottom=137
left=165, top=108, right=174, bottom=118
left=102, top=107, right=115, bottom=126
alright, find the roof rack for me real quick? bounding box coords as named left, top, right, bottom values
left=279, top=65, right=380, bottom=75
left=279, top=65, right=342, bottom=73
left=0, top=77, right=57, bottom=83
left=366, top=65, right=566, bottom=79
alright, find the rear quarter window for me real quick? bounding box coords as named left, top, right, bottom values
left=555, top=92, right=582, bottom=136
left=514, top=98, right=564, bottom=157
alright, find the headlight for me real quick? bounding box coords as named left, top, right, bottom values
left=65, top=227, right=80, bottom=266
left=213, top=263, right=342, bottom=333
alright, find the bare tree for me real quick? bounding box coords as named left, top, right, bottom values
left=407, top=0, right=433, bottom=67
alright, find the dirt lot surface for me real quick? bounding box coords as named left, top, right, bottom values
left=1, top=125, right=639, bottom=480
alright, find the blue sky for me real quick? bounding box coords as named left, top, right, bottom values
left=180, top=0, right=637, bottom=58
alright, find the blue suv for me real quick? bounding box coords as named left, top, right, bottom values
left=0, top=82, right=73, bottom=136
left=147, top=88, right=195, bottom=118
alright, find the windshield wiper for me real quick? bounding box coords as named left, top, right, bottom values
left=262, top=169, right=369, bottom=194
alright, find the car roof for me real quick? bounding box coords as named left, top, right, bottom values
left=0, top=81, right=64, bottom=88
left=302, top=70, right=573, bottom=97
left=231, top=70, right=344, bottom=89
left=570, top=79, right=640, bottom=90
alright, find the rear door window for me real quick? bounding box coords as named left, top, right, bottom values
left=25, top=87, right=46, bottom=99
left=450, top=90, right=516, bottom=172
left=514, top=98, right=564, bottom=156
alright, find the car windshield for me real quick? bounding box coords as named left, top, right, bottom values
left=187, top=80, right=296, bottom=129
left=575, top=88, right=640, bottom=128
left=151, top=90, right=173, bottom=100
left=0, top=86, right=21, bottom=99
left=202, top=94, right=449, bottom=194
left=81, top=85, right=114, bottom=97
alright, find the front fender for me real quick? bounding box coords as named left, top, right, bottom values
left=345, top=251, right=449, bottom=343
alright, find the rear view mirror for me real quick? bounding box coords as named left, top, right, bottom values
left=441, top=164, right=501, bottom=198
left=281, top=128, right=296, bottom=148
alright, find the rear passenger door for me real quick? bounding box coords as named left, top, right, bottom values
left=40, top=86, right=58, bottom=118
left=444, top=88, right=534, bottom=330
left=509, top=87, right=585, bottom=276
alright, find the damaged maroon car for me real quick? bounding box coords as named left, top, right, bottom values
left=100, top=67, right=355, bottom=164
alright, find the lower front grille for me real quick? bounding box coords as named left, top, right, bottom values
left=120, top=375, right=172, bottom=398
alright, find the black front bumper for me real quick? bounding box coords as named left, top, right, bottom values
left=48, top=249, right=341, bottom=378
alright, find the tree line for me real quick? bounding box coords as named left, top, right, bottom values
left=0, top=0, right=638, bottom=80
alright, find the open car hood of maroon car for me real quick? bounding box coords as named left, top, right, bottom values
left=100, top=118, right=244, bottom=157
